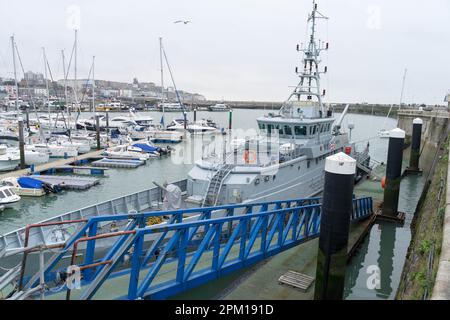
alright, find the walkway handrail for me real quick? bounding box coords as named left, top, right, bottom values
left=21, top=197, right=320, bottom=290
left=20, top=196, right=373, bottom=300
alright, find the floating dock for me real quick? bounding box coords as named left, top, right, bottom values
left=29, top=175, right=100, bottom=190
left=91, top=158, right=144, bottom=169
left=0, top=149, right=105, bottom=180
left=43, top=166, right=108, bottom=176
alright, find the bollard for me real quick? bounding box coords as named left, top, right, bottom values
left=382, top=128, right=405, bottom=218
left=95, top=114, right=101, bottom=150
left=193, top=108, right=197, bottom=123
left=18, top=117, right=26, bottom=169
left=25, top=109, right=30, bottom=130
left=407, top=118, right=423, bottom=172
left=314, top=152, right=356, bottom=300
left=228, top=109, right=233, bottom=131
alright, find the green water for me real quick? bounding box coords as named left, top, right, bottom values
left=344, top=155, right=426, bottom=299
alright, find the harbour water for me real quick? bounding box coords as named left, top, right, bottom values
left=1, top=109, right=407, bottom=299
left=345, top=154, right=426, bottom=299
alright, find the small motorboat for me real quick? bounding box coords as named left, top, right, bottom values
left=1, top=176, right=59, bottom=197
left=131, top=142, right=174, bottom=157
left=0, top=185, right=21, bottom=208
left=104, top=145, right=150, bottom=161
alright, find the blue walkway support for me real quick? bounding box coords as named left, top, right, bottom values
left=18, top=196, right=373, bottom=300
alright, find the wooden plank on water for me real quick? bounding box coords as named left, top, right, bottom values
left=278, top=270, right=315, bottom=292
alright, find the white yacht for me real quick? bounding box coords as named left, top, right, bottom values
left=158, top=102, right=186, bottom=112
left=166, top=118, right=219, bottom=134
left=0, top=145, right=20, bottom=172
left=208, top=103, right=230, bottom=111
left=104, top=145, right=151, bottom=161
left=27, top=143, right=78, bottom=158
left=7, top=147, right=49, bottom=165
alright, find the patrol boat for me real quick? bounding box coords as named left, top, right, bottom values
left=186, top=1, right=367, bottom=207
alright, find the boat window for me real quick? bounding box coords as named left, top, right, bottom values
left=284, top=125, right=292, bottom=136
left=279, top=127, right=284, bottom=135
left=4, top=189, right=12, bottom=197
left=267, top=124, right=273, bottom=134
left=0, top=191, right=4, bottom=199
left=307, top=161, right=310, bottom=168
left=295, top=126, right=307, bottom=136
left=258, top=123, right=266, bottom=130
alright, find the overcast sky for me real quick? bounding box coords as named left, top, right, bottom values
left=0, top=0, right=449, bottom=104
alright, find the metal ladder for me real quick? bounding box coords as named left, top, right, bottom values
left=202, top=164, right=234, bottom=207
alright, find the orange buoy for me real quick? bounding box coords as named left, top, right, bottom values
left=381, top=176, right=386, bottom=189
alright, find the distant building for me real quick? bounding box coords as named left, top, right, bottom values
left=34, top=88, right=48, bottom=97
left=119, top=89, right=132, bottom=98
left=445, top=93, right=450, bottom=108
left=24, top=71, right=44, bottom=84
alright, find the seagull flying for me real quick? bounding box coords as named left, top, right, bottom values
left=174, top=20, right=191, bottom=24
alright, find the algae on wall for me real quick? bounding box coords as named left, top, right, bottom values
left=396, top=137, right=449, bottom=299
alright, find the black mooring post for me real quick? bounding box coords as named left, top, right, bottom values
left=228, top=109, right=233, bottom=131
left=25, top=108, right=30, bottom=130
left=95, top=114, right=101, bottom=150
left=18, top=117, right=26, bottom=169
left=408, top=118, right=423, bottom=171
left=314, top=152, right=356, bottom=300
left=382, top=128, right=405, bottom=217
left=194, top=108, right=197, bottom=123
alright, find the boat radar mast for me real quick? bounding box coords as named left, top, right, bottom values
left=280, top=0, right=329, bottom=119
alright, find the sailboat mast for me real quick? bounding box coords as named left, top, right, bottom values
left=399, top=68, right=407, bottom=110
left=159, top=37, right=165, bottom=127
left=92, top=56, right=95, bottom=112
left=71, top=29, right=80, bottom=113
left=62, top=50, right=68, bottom=107
left=11, top=36, right=20, bottom=112
left=42, top=47, right=50, bottom=119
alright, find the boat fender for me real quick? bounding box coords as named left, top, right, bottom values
left=264, top=176, right=270, bottom=182
left=254, top=178, right=260, bottom=185
left=381, top=176, right=386, bottom=189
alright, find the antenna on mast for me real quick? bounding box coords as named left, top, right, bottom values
left=280, top=0, right=329, bottom=119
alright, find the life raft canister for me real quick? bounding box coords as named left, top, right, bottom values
left=243, top=150, right=257, bottom=164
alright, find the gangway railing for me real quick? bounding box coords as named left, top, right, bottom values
left=10, top=196, right=373, bottom=300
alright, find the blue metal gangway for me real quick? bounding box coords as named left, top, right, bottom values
left=18, top=196, right=373, bottom=300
